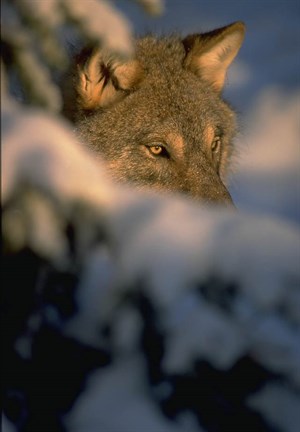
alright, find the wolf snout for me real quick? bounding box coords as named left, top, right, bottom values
left=197, top=187, right=235, bottom=207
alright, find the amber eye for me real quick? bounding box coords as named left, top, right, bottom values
left=149, top=145, right=163, bottom=155
left=147, top=144, right=170, bottom=158
left=211, top=136, right=221, bottom=154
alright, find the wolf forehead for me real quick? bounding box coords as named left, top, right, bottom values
left=68, top=23, right=244, bottom=127
left=135, top=34, right=191, bottom=71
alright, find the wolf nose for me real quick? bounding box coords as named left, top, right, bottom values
left=203, top=191, right=236, bottom=207
left=216, top=187, right=236, bottom=207
left=221, top=194, right=236, bottom=208
left=188, top=182, right=236, bottom=207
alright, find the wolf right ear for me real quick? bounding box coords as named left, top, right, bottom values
left=183, top=22, right=245, bottom=92
left=62, top=46, right=143, bottom=119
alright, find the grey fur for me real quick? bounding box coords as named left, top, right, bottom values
left=62, top=22, right=245, bottom=205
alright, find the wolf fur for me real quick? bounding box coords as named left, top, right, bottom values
left=62, top=22, right=245, bottom=205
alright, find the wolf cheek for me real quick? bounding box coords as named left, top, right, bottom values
left=62, top=22, right=245, bottom=205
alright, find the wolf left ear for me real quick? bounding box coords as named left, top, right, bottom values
left=75, top=47, right=143, bottom=111
left=62, top=45, right=143, bottom=120
left=183, top=21, right=245, bottom=92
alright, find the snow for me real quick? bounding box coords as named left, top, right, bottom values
left=2, top=102, right=300, bottom=432
left=65, top=357, right=190, bottom=432
left=2, top=1, right=300, bottom=431
left=231, top=89, right=300, bottom=223
left=249, top=383, right=300, bottom=432
left=1, top=109, right=114, bottom=209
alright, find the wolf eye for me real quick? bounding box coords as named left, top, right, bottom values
left=148, top=145, right=169, bottom=158
left=150, top=145, right=163, bottom=155
left=211, top=136, right=221, bottom=154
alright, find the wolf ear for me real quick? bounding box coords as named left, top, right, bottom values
left=183, top=21, right=245, bottom=92
left=72, top=46, right=143, bottom=112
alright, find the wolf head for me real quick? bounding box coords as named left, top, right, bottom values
left=62, top=22, right=245, bottom=205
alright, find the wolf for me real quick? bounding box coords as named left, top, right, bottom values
left=62, top=22, right=245, bottom=205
